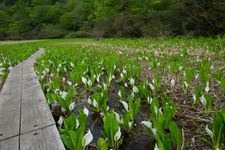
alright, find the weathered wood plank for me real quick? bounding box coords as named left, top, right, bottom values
left=21, top=50, right=55, bottom=134
left=0, top=48, right=65, bottom=150
left=20, top=125, right=65, bottom=150
left=0, top=136, right=19, bottom=150
left=0, top=65, right=22, bottom=141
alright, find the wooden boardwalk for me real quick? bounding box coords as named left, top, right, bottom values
left=0, top=49, right=65, bottom=150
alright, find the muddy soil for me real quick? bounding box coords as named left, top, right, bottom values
left=0, top=79, right=5, bottom=91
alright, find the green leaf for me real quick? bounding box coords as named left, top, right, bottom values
left=103, top=111, right=120, bottom=148
left=97, top=138, right=108, bottom=150
left=169, top=121, right=182, bottom=150
left=64, top=113, right=76, bottom=130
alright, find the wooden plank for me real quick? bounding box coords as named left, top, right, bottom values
left=0, top=136, right=19, bottom=150
left=20, top=125, right=65, bottom=150
left=0, top=48, right=65, bottom=149
left=21, top=51, right=55, bottom=134
left=0, top=65, right=22, bottom=141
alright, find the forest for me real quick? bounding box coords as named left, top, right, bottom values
left=0, top=0, right=225, bottom=40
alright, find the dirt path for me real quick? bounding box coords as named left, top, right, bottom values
left=0, top=40, right=41, bottom=45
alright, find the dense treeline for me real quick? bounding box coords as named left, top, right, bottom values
left=0, top=0, right=225, bottom=39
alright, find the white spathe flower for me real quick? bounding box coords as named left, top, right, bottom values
left=205, top=125, right=213, bottom=139
left=154, top=106, right=158, bottom=116
left=152, top=128, right=157, bottom=136
left=183, top=71, right=186, bottom=78
left=45, top=68, right=49, bottom=73
left=210, top=65, right=214, bottom=70
left=120, top=101, right=129, bottom=112
left=183, top=81, right=188, bottom=89
left=93, top=99, right=98, bottom=108
left=60, top=91, right=68, bottom=100
left=87, top=97, right=92, bottom=105
left=82, top=129, right=93, bottom=148
left=103, top=83, right=107, bottom=90
left=118, top=90, right=122, bottom=98
left=42, top=70, right=46, bottom=76
left=131, top=92, right=135, bottom=98
left=193, top=93, right=197, bottom=104
left=69, top=102, right=75, bottom=111
left=83, top=107, right=89, bottom=116
left=54, top=88, right=60, bottom=93
left=75, top=118, right=80, bottom=129
left=141, top=120, right=157, bottom=136
left=152, top=79, right=155, bottom=84
left=124, top=82, right=128, bottom=87
left=141, top=121, right=152, bottom=128
left=114, top=127, right=121, bottom=141
left=82, top=76, right=87, bottom=85
left=67, top=80, right=72, bottom=86
left=154, top=143, right=159, bottom=150
left=179, top=66, right=183, bottom=71
left=200, top=95, right=206, bottom=106
left=170, top=79, right=175, bottom=87
left=114, top=111, right=123, bottom=124
left=109, top=74, right=115, bottom=83
left=70, top=62, right=74, bottom=68
left=129, top=77, right=135, bottom=85
left=195, top=74, right=199, bottom=79
left=159, top=107, right=163, bottom=115
left=50, top=73, right=54, bottom=77
left=120, top=73, right=124, bottom=79
left=132, top=86, right=139, bottom=93
left=64, top=67, right=67, bottom=72
left=58, top=116, right=64, bottom=127
left=96, top=74, right=101, bottom=82
left=87, top=79, right=92, bottom=87
left=114, top=65, right=117, bottom=70
left=149, top=83, right=155, bottom=91
left=147, top=96, right=150, bottom=104
left=122, top=67, right=127, bottom=74
left=147, top=96, right=152, bottom=104
left=128, top=122, right=133, bottom=128
left=205, top=82, right=210, bottom=93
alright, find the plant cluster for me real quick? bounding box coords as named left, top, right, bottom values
left=35, top=38, right=225, bottom=149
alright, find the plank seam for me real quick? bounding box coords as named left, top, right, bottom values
left=0, top=134, right=20, bottom=142
left=19, top=64, right=23, bottom=150
left=0, top=123, right=56, bottom=142
left=19, top=123, right=56, bottom=136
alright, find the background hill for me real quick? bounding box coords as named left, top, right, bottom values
left=0, top=0, right=225, bottom=39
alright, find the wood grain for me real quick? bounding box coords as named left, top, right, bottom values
left=20, top=125, right=65, bottom=150
left=0, top=136, right=19, bottom=150
left=0, top=48, right=65, bottom=149
left=0, top=65, right=22, bottom=140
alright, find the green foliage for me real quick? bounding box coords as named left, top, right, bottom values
left=0, top=42, right=40, bottom=78
left=121, top=96, right=141, bottom=133
left=30, top=38, right=225, bottom=150
left=60, top=111, right=88, bottom=150
left=204, top=109, right=225, bottom=150
left=103, top=110, right=122, bottom=149
left=1, top=0, right=225, bottom=39
left=142, top=95, right=183, bottom=150
left=97, top=138, right=108, bottom=150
